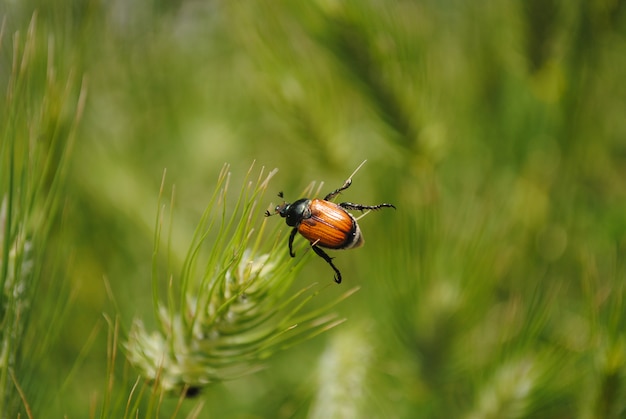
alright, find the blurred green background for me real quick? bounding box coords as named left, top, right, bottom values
left=2, top=0, right=626, bottom=417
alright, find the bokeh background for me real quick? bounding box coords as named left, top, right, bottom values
left=2, top=0, right=626, bottom=417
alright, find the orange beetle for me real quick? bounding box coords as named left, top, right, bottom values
left=265, top=172, right=395, bottom=283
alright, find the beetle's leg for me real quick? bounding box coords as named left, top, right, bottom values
left=324, top=179, right=352, bottom=201
left=311, top=245, right=342, bottom=284
left=288, top=228, right=298, bottom=257
left=339, top=202, right=396, bottom=211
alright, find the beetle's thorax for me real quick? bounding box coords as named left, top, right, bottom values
left=279, top=198, right=311, bottom=227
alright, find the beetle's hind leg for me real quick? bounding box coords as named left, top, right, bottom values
left=339, top=202, right=396, bottom=211
left=311, top=245, right=342, bottom=284
left=324, top=179, right=352, bottom=201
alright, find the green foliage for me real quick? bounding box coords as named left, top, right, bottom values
left=2, top=0, right=626, bottom=417
left=0, top=11, right=86, bottom=415
left=123, top=165, right=354, bottom=400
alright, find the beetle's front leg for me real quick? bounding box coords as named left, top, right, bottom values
left=288, top=228, right=298, bottom=257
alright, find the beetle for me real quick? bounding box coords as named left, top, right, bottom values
left=265, top=170, right=395, bottom=284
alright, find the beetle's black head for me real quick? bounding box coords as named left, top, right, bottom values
left=278, top=198, right=310, bottom=227
left=265, top=192, right=311, bottom=227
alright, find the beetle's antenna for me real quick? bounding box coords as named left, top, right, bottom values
left=265, top=192, right=287, bottom=216
left=347, top=160, right=367, bottom=182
